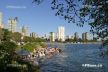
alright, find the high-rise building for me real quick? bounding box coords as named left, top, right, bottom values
left=57, top=26, right=65, bottom=41
left=30, top=32, right=36, bottom=38
left=0, top=12, right=3, bottom=28
left=74, top=32, right=79, bottom=40
left=49, top=32, right=55, bottom=42
left=8, top=17, right=17, bottom=32
left=82, top=33, right=85, bottom=40
left=82, top=32, right=89, bottom=41
left=85, top=32, right=89, bottom=40
left=21, top=26, right=28, bottom=36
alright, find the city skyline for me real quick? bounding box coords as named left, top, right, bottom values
left=0, top=11, right=93, bottom=40
left=0, top=0, right=91, bottom=37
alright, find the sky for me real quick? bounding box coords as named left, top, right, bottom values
left=0, top=0, right=91, bottom=38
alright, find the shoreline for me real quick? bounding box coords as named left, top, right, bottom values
left=46, top=42, right=102, bottom=44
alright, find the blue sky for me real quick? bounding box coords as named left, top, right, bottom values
left=0, top=0, right=91, bottom=37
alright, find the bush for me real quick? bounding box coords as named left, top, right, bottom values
left=0, top=41, right=17, bottom=53
left=22, top=42, right=41, bottom=52
left=22, top=42, right=46, bottom=52
left=0, top=41, right=18, bottom=72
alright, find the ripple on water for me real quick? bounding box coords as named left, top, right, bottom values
left=40, top=44, right=108, bottom=72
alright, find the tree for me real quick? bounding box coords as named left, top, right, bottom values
left=80, top=0, right=108, bottom=44
left=0, top=41, right=18, bottom=71
left=78, top=38, right=82, bottom=43
left=73, top=36, right=78, bottom=43
left=0, top=28, right=4, bottom=43
left=23, top=36, right=31, bottom=43
left=35, top=37, right=45, bottom=42
left=2, top=29, right=12, bottom=41
left=11, top=32, right=22, bottom=43
left=32, top=0, right=108, bottom=46
left=0, top=41, right=40, bottom=72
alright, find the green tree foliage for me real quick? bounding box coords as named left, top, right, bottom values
left=35, top=37, right=45, bottom=42
left=73, top=36, right=78, bottom=43
left=23, top=36, right=35, bottom=43
left=0, top=41, right=18, bottom=72
left=23, top=36, right=30, bottom=43
left=0, top=41, right=17, bottom=53
left=0, top=29, right=41, bottom=72
left=80, top=0, right=108, bottom=43
left=0, top=28, right=4, bottom=42
left=39, top=42, right=47, bottom=48
left=0, top=29, right=23, bottom=43
left=0, top=41, right=40, bottom=72
left=22, top=42, right=39, bottom=52
left=11, top=32, right=22, bottom=43
left=65, top=38, right=73, bottom=42
left=22, top=42, right=46, bottom=52
left=2, top=29, right=12, bottom=41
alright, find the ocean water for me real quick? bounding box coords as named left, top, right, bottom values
left=40, top=43, right=108, bottom=72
